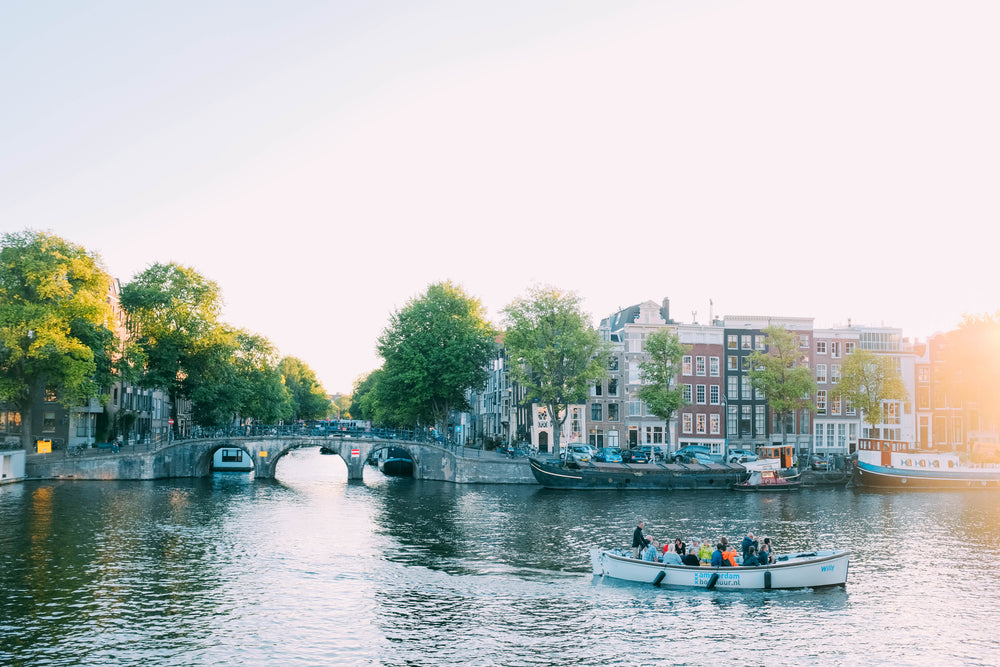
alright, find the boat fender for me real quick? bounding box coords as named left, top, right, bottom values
left=706, top=572, right=719, bottom=590
left=653, top=571, right=666, bottom=587
left=764, top=570, right=772, bottom=590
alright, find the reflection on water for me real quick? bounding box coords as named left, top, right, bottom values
left=2, top=448, right=1000, bottom=666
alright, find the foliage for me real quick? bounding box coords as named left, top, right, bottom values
left=349, top=369, right=384, bottom=423
left=747, top=325, right=816, bottom=445
left=936, top=312, right=1000, bottom=427
left=120, top=262, right=225, bottom=425
left=277, top=356, right=331, bottom=421
left=830, top=348, right=908, bottom=430
left=376, top=281, right=496, bottom=428
left=501, top=285, right=608, bottom=452
left=635, top=328, right=688, bottom=445
left=0, top=230, right=116, bottom=448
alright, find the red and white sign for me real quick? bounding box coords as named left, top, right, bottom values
left=351, top=448, right=360, bottom=458
left=168, top=419, right=174, bottom=425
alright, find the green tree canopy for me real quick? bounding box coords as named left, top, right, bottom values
left=376, top=281, right=496, bottom=429
left=635, top=328, right=688, bottom=447
left=349, top=369, right=384, bottom=423
left=120, top=262, right=225, bottom=427
left=501, top=285, right=608, bottom=453
left=747, top=325, right=816, bottom=446
left=277, top=356, right=331, bottom=421
left=830, top=348, right=908, bottom=433
left=0, top=230, right=116, bottom=449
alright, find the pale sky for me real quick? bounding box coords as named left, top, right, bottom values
left=3, top=1, right=998, bottom=394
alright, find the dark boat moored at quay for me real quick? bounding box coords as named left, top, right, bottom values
left=376, top=447, right=414, bottom=477
left=528, top=456, right=745, bottom=490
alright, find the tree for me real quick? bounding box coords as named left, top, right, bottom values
left=120, top=262, right=225, bottom=430
left=376, top=281, right=496, bottom=429
left=277, top=356, right=331, bottom=421
left=349, top=369, right=384, bottom=423
left=747, top=325, right=816, bottom=447
left=0, top=230, right=116, bottom=450
left=501, top=286, right=608, bottom=454
left=830, top=348, right=908, bottom=439
left=228, top=329, right=291, bottom=425
left=634, top=328, right=688, bottom=448
left=936, top=312, right=1000, bottom=430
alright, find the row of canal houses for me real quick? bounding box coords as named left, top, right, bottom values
left=472, top=297, right=974, bottom=460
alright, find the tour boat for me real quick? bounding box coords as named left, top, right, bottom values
left=732, top=459, right=801, bottom=492
left=590, top=548, right=850, bottom=590
left=528, top=456, right=745, bottom=490
left=853, top=437, right=1000, bottom=490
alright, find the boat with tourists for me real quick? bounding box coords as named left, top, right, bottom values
left=733, top=458, right=801, bottom=492
left=590, top=547, right=850, bottom=590
left=528, top=455, right=745, bottom=490
left=853, top=437, right=1000, bottom=489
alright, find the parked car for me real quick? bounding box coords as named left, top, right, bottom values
left=621, top=448, right=649, bottom=464
left=592, top=447, right=623, bottom=463
left=560, top=444, right=594, bottom=463
left=637, top=444, right=668, bottom=462
left=727, top=448, right=759, bottom=464
left=811, top=454, right=830, bottom=471
left=671, top=445, right=715, bottom=464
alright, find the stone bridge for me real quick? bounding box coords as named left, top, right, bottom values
left=25, top=435, right=536, bottom=484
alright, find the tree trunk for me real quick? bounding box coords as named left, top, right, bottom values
left=548, top=402, right=562, bottom=455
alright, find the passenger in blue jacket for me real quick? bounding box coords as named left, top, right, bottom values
left=710, top=543, right=724, bottom=567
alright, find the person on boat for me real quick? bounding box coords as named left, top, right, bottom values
left=741, top=532, right=758, bottom=562
left=674, top=538, right=687, bottom=556
left=660, top=544, right=682, bottom=565
left=642, top=539, right=659, bottom=562
left=711, top=543, right=725, bottom=567
left=760, top=537, right=776, bottom=564
left=681, top=549, right=701, bottom=567
left=742, top=545, right=760, bottom=566
left=722, top=546, right=739, bottom=567
left=698, top=541, right=712, bottom=563
left=632, top=521, right=650, bottom=558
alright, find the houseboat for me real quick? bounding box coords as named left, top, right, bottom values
left=853, top=437, right=1000, bottom=489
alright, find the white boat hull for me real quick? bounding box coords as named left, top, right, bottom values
left=590, top=548, right=850, bottom=590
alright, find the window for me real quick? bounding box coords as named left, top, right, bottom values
left=710, top=385, right=720, bottom=405
left=696, top=414, right=707, bottom=434
left=741, top=405, right=752, bottom=436
left=845, top=342, right=856, bottom=355
left=741, top=376, right=750, bottom=400
left=43, top=411, right=56, bottom=432
left=608, top=430, right=619, bottom=448
left=608, top=379, right=619, bottom=397
left=592, top=381, right=603, bottom=397
left=682, top=414, right=693, bottom=434
left=683, top=384, right=692, bottom=402
left=728, top=355, right=739, bottom=371
left=845, top=398, right=856, bottom=416
left=629, top=400, right=642, bottom=417
left=799, top=335, right=809, bottom=348
left=816, top=390, right=827, bottom=414
left=607, top=404, right=619, bottom=422
left=728, top=334, right=739, bottom=349
left=591, top=403, right=603, bottom=421
left=696, top=356, right=706, bottom=376
left=628, top=335, right=642, bottom=353
left=831, top=395, right=841, bottom=415
left=816, top=364, right=827, bottom=383
left=831, top=341, right=841, bottom=358
left=696, top=385, right=706, bottom=404
left=608, top=356, right=619, bottom=371
left=756, top=336, right=766, bottom=351
left=629, top=364, right=640, bottom=385
left=742, top=335, right=752, bottom=350
left=710, top=357, right=720, bottom=377
left=755, top=405, right=765, bottom=434
left=727, top=406, right=738, bottom=436
left=831, top=365, right=841, bottom=383
left=837, top=423, right=847, bottom=449
left=827, top=423, right=836, bottom=448
left=682, top=355, right=693, bottom=375
left=816, top=341, right=827, bottom=354
left=647, top=426, right=664, bottom=443
left=918, top=387, right=930, bottom=410
left=589, top=429, right=605, bottom=447
left=222, top=449, right=243, bottom=463
left=727, top=376, right=738, bottom=400
left=953, top=417, right=963, bottom=445
left=918, top=367, right=930, bottom=383
left=814, top=423, right=825, bottom=448
left=710, top=413, right=721, bottom=435
left=885, top=402, right=900, bottom=425
left=934, top=416, right=947, bottom=445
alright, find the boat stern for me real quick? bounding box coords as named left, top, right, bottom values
left=589, top=548, right=604, bottom=575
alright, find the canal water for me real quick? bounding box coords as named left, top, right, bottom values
left=3, top=448, right=1000, bottom=666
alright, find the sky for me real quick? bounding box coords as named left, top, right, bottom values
left=3, top=0, right=999, bottom=395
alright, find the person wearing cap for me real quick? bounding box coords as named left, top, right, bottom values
left=632, top=521, right=649, bottom=558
